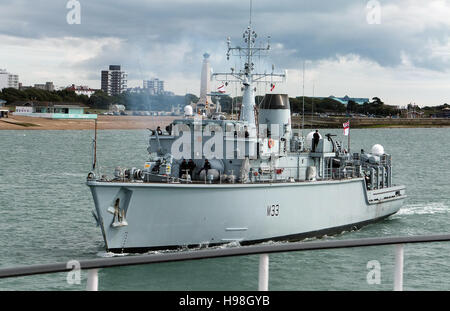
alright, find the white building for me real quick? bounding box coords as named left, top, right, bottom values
left=143, top=78, right=165, bottom=95
left=0, top=69, right=19, bottom=90
left=66, top=84, right=97, bottom=97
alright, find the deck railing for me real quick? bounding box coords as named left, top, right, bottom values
left=0, top=234, right=449, bottom=291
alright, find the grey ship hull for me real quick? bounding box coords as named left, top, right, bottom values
left=88, top=178, right=406, bottom=253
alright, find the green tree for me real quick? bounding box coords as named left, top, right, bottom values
left=346, top=100, right=358, bottom=113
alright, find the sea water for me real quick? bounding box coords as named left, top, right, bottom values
left=0, top=128, right=449, bottom=290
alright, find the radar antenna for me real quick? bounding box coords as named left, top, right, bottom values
left=212, top=0, right=285, bottom=126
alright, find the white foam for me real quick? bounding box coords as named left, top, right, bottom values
left=96, top=251, right=130, bottom=258
left=397, top=202, right=449, bottom=216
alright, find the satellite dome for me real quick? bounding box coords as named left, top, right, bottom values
left=305, top=131, right=322, bottom=150
left=184, top=105, right=193, bottom=116
left=371, top=144, right=385, bottom=156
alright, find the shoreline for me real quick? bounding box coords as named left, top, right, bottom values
left=1, top=115, right=450, bottom=130
left=291, top=116, right=450, bottom=129
left=0, top=115, right=177, bottom=131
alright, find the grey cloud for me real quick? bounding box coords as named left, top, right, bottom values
left=1, top=0, right=450, bottom=79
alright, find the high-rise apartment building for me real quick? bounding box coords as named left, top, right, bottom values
left=143, top=78, right=165, bottom=95
left=0, top=69, right=19, bottom=90
left=101, top=65, right=127, bottom=96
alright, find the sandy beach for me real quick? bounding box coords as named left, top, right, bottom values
left=0, top=115, right=177, bottom=130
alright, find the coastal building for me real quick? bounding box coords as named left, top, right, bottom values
left=401, top=103, right=424, bottom=119
left=311, top=95, right=369, bottom=105
left=127, top=86, right=143, bottom=93
left=18, top=83, right=31, bottom=90
left=0, top=99, right=8, bottom=118
left=18, top=82, right=54, bottom=91
left=128, top=85, right=175, bottom=96
left=109, top=104, right=126, bottom=114
left=33, top=82, right=54, bottom=92
left=433, top=107, right=450, bottom=118
left=13, top=102, right=97, bottom=119
left=0, top=109, right=8, bottom=118
left=34, top=82, right=55, bottom=92
left=101, top=65, right=127, bottom=96
left=143, top=78, right=165, bottom=95
left=330, top=95, right=369, bottom=105
left=0, top=69, right=19, bottom=90
left=66, top=84, right=97, bottom=97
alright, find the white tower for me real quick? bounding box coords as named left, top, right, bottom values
left=198, top=53, right=212, bottom=110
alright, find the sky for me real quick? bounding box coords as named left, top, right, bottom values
left=1, top=0, right=450, bottom=107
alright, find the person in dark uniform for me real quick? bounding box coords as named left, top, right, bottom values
left=202, top=159, right=212, bottom=175
left=244, top=126, right=249, bottom=138
left=312, top=130, right=320, bottom=152
left=179, top=159, right=188, bottom=178
left=156, top=126, right=163, bottom=135
left=165, top=124, right=172, bottom=135
left=187, top=159, right=196, bottom=177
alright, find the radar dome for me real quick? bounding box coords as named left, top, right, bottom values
left=305, top=131, right=322, bottom=150
left=184, top=105, right=193, bottom=116
left=371, top=144, right=385, bottom=156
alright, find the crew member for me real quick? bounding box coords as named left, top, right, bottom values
left=166, top=124, right=172, bottom=135
left=179, top=159, right=188, bottom=178
left=187, top=159, right=196, bottom=177
left=202, top=159, right=212, bottom=176
left=156, top=126, right=163, bottom=135
left=312, top=130, right=320, bottom=152
left=244, top=126, right=249, bottom=138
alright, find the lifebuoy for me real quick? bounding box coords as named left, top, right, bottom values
left=268, top=138, right=274, bottom=148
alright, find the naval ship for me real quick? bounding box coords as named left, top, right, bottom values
left=87, top=19, right=406, bottom=253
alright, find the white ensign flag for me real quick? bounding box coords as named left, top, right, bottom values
left=343, top=121, right=350, bottom=136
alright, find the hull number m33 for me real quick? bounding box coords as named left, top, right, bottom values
left=267, top=204, right=280, bottom=217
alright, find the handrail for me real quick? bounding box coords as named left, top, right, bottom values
left=1, top=234, right=449, bottom=280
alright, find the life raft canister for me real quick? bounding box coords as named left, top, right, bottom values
left=268, top=138, right=274, bottom=148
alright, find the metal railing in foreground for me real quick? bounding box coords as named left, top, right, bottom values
left=1, top=234, right=449, bottom=291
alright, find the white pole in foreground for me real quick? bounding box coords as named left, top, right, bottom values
left=394, top=244, right=404, bottom=291
left=86, top=269, right=99, bottom=291
left=258, top=254, right=269, bottom=291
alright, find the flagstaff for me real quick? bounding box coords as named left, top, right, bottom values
left=343, top=120, right=350, bottom=153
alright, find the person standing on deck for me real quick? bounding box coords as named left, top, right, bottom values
left=202, top=159, right=211, bottom=175
left=187, top=159, right=196, bottom=177
left=312, top=130, right=320, bottom=152
left=179, top=159, right=188, bottom=178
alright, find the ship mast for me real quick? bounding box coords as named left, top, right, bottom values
left=212, top=0, right=285, bottom=127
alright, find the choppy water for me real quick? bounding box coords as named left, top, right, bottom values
left=0, top=128, right=449, bottom=291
